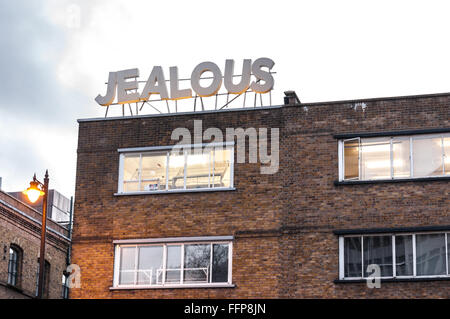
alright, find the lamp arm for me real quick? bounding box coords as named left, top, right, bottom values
left=32, top=176, right=45, bottom=188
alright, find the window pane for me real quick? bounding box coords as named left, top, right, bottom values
left=123, top=154, right=140, bottom=181
left=212, top=244, right=229, bottom=283
left=363, top=236, right=393, bottom=277
left=184, top=244, right=211, bottom=283
left=361, top=137, right=391, bottom=180
left=141, top=152, right=167, bottom=191
left=35, top=261, right=49, bottom=296
left=8, top=248, right=18, bottom=286
left=137, top=246, right=163, bottom=285
left=123, top=181, right=139, bottom=192
left=166, top=245, right=181, bottom=283
left=343, top=139, right=359, bottom=180
left=344, top=237, right=362, bottom=278
left=395, top=235, right=413, bottom=276
left=416, top=234, right=446, bottom=276
left=119, top=247, right=136, bottom=285
left=213, top=148, right=232, bottom=187
left=393, top=137, right=411, bottom=178
left=9, top=248, right=17, bottom=262
left=168, top=151, right=185, bottom=189
left=186, top=149, right=212, bottom=189
left=444, top=137, right=450, bottom=175
left=119, top=271, right=134, bottom=286
left=413, top=137, right=443, bottom=177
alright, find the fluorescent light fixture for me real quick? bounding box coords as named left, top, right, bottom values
left=366, top=159, right=404, bottom=169
left=362, top=144, right=390, bottom=153
left=170, top=153, right=210, bottom=167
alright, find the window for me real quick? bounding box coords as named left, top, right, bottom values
left=7, top=245, right=22, bottom=287
left=343, top=138, right=359, bottom=180
left=62, top=274, right=69, bottom=299
left=339, top=133, right=450, bottom=181
left=118, top=144, right=234, bottom=194
left=444, top=136, right=450, bottom=175
left=361, top=137, right=391, bottom=180
left=339, top=232, right=450, bottom=280
left=415, top=234, right=446, bottom=276
left=113, top=240, right=232, bottom=288
left=413, top=136, right=443, bottom=177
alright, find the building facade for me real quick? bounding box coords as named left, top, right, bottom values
left=71, top=92, right=450, bottom=298
left=0, top=190, right=71, bottom=298
left=8, top=190, right=72, bottom=227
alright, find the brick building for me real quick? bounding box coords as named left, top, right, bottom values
left=8, top=190, right=72, bottom=227
left=0, top=190, right=71, bottom=298
left=72, top=91, right=450, bottom=298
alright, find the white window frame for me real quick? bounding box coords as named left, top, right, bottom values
left=339, top=133, right=450, bottom=181
left=339, top=231, right=450, bottom=280
left=339, top=138, right=361, bottom=181
left=112, top=238, right=233, bottom=289
left=117, top=142, right=235, bottom=194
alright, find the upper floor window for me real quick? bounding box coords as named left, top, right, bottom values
left=7, top=245, right=22, bottom=287
left=339, top=232, right=450, bottom=280
left=113, top=239, right=232, bottom=288
left=339, top=133, right=450, bottom=181
left=118, top=144, right=234, bottom=194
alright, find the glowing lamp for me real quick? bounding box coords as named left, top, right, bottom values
left=23, top=180, right=45, bottom=203
left=23, top=170, right=49, bottom=299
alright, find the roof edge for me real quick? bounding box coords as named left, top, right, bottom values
left=77, top=105, right=283, bottom=123
left=299, top=91, right=450, bottom=107
left=77, top=91, right=450, bottom=123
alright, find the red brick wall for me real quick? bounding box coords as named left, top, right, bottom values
left=0, top=191, right=70, bottom=298
left=72, top=93, right=450, bottom=298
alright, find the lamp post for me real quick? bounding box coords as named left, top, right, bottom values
left=23, top=170, right=49, bottom=299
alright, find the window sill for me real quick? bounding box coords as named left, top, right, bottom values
left=334, top=277, right=450, bottom=284
left=110, top=283, right=235, bottom=290
left=334, top=176, right=450, bottom=186
left=114, top=187, right=236, bottom=196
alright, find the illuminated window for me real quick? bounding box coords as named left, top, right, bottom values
left=113, top=240, right=232, bottom=288
left=392, top=137, right=411, bottom=178
left=343, top=138, right=360, bottom=180
left=339, top=232, right=450, bottom=280
left=361, top=137, right=391, bottom=180
left=412, top=136, right=443, bottom=177
left=119, top=144, right=233, bottom=193
left=444, top=137, right=450, bottom=175
left=339, top=133, right=450, bottom=181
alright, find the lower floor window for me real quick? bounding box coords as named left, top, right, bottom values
left=340, top=232, right=449, bottom=279
left=114, top=241, right=232, bottom=287
left=62, top=274, right=70, bottom=299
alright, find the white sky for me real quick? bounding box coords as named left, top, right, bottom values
left=1, top=0, right=450, bottom=198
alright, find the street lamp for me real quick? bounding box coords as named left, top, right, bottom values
left=23, top=170, right=49, bottom=299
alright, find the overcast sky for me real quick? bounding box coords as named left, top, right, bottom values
left=1, top=0, right=449, bottom=198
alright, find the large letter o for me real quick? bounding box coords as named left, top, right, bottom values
left=191, top=62, right=223, bottom=97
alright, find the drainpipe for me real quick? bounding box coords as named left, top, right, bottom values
left=66, top=196, right=73, bottom=265
left=63, top=196, right=73, bottom=299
